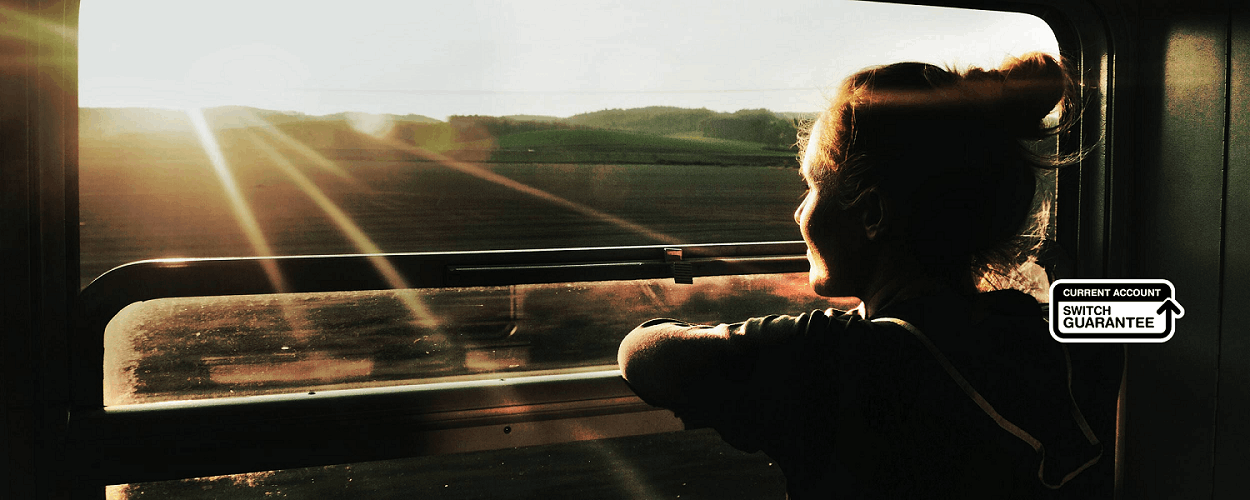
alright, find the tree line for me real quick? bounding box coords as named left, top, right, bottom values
left=698, top=109, right=800, bottom=149
left=401, top=107, right=804, bottom=150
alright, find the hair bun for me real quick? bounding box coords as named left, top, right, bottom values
left=996, top=53, right=1067, bottom=137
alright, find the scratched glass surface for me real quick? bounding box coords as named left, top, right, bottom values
left=104, top=273, right=843, bottom=405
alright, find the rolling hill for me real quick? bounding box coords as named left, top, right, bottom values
left=79, top=105, right=803, bottom=167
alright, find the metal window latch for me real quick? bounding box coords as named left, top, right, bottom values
left=665, top=248, right=694, bottom=284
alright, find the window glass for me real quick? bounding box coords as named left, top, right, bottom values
left=105, top=273, right=836, bottom=405
left=78, top=0, right=1060, bottom=288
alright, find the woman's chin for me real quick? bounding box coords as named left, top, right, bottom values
left=811, top=276, right=856, bottom=299
left=809, top=276, right=834, bottom=297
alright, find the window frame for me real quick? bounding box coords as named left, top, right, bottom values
left=71, top=243, right=807, bottom=484
left=46, top=0, right=1117, bottom=496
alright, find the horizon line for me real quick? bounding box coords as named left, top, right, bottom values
left=77, top=104, right=822, bottom=122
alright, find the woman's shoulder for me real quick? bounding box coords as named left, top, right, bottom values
left=729, top=307, right=865, bottom=347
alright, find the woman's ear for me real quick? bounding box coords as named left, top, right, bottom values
left=859, top=188, right=889, bottom=241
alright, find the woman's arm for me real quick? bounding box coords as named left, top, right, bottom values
left=618, top=314, right=825, bottom=414
left=617, top=319, right=741, bottom=410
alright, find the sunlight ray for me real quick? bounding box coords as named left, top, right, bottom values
left=187, top=109, right=322, bottom=380
left=371, top=137, right=686, bottom=245
left=233, top=108, right=357, bottom=181
left=569, top=421, right=662, bottom=500
left=242, top=131, right=438, bottom=328
left=187, top=108, right=289, bottom=294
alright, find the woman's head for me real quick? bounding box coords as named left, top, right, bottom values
left=797, top=52, right=1076, bottom=298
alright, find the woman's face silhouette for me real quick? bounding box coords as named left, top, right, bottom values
left=795, top=120, right=869, bottom=298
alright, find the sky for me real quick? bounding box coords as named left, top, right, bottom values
left=78, top=0, right=1060, bottom=120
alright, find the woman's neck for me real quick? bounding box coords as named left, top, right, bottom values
left=857, top=252, right=968, bottom=318
left=860, top=275, right=942, bottom=318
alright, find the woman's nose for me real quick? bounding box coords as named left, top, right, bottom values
left=794, top=200, right=804, bottom=226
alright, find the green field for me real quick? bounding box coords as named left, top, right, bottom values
left=79, top=156, right=805, bottom=289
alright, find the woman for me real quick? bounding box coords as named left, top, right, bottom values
left=617, top=53, right=1122, bottom=499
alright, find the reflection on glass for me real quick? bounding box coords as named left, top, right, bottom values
left=105, top=273, right=839, bottom=405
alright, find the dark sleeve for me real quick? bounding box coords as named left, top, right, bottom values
left=618, top=311, right=844, bottom=452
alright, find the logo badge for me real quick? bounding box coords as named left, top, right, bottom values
left=1049, top=279, right=1184, bottom=343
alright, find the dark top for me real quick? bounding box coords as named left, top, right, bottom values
left=621, top=290, right=1122, bottom=499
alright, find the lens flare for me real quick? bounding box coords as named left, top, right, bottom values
left=234, top=110, right=357, bottom=181
left=567, top=421, right=662, bottom=499
left=370, top=136, right=684, bottom=245
left=187, top=108, right=288, bottom=293
left=242, top=131, right=438, bottom=328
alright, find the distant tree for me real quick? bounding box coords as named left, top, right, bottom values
left=565, top=107, right=717, bottom=135
left=446, top=115, right=572, bottom=142
left=700, top=109, right=797, bottom=149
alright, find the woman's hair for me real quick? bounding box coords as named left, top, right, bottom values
left=799, top=52, right=1080, bottom=295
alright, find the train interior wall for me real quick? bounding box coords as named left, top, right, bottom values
left=1113, top=2, right=1250, bottom=499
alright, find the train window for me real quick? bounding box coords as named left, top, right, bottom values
left=81, top=0, right=1067, bottom=406
left=78, top=0, right=1060, bottom=288
left=78, top=0, right=1069, bottom=498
